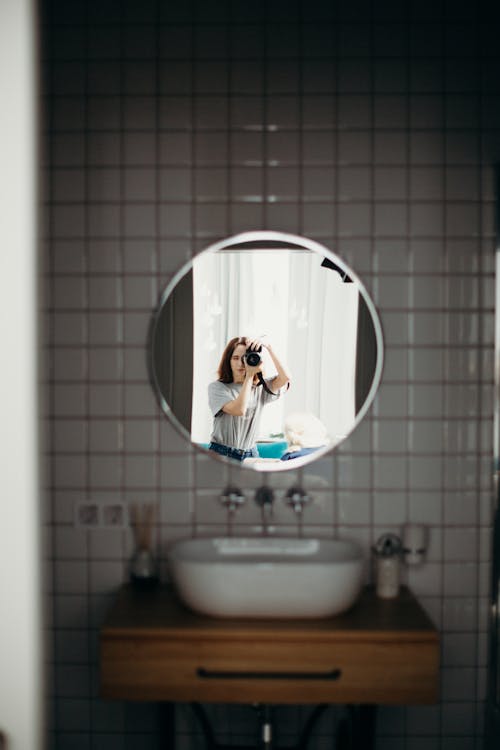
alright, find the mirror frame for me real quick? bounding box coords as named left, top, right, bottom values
left=148, top=230, right=385, bottom=470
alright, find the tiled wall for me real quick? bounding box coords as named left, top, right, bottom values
left=43, top=1, right=499, bottom=748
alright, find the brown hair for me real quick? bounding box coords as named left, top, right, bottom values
left=217, top=337, right=260, bottom=384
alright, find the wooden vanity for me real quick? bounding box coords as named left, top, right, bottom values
left=100, top=584, right=439, bottom=707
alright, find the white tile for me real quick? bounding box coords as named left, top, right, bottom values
left=379, top=311, right=410, bottom=345
left=441, top=702, right=476, bottom=736
left=54, top=420, right=88, bottom=453
left=409, top=384, right=444, bottom=418
left=443, top=492, right=478, bottom=526
left=408, top=456, right=443, bottom=490
left=443, top=456, right=480, bottom=491
left=123, top=96, right=156, bottom=130
left=374, top=384, right=408, bottom=418
left=55, top=528, right=88, bottom=560
left=374, top=59, right=408, bottom=94
left=89, top=385, right=122, bottom=418
left=194, top=203, right=228, bottom=236
left=194, top=168, right=227, bottom=201
left=54, top=456, right=87, bottom=488
left=337, top=491, right=371, bottom=525
left=302, top=95, right=335, bottom=128
left=123, top=421, right=158, bottom=453
left=160, top=455, right=194, bottom=488
left=88, top=240, right=121, bottom=273
left=302, top=203, right=335, bottom=236
left=411, top=311, right=445, bottom=346
left=89, top=455, right=122, bottom=488
left=89, top=348, right=122, bottom=381
left=267, top=131, right=300, bottom=164
left=338, top=130, right=372, bottom=164
left=53, top=169, right=85, bottom=202
left=53, top=205, right=86, bottom=238
left=374, top=167, right=407, bottom=200
left=87, top=133, right=121, bottom=168
left=336, top=454, right=371, bottom=489
left=55, top=698, right=91, bottom=732
left=443, top=562, right=478, bottom=596
left=445, top=131, right=480, bottom=165
left=337, top=202, right=372, bottom=236
left=407, top=563, right=442, bottom=597
left=442, top=633, right=477, bottom=667
left=159, top=204, right=192, bottom=236
left=159, top=490, right=193, bottom=525
left=124, top=455, right=158, bottom=488
left=373, top=492, right=407, bottom=524
left=441, top=667, right=477, bottom=701
left=373, top=419, right=408, bottom=453
left=338, top=166, right=371, bottom=201
left=55, top=560, right=88, bottom=595
left=378, top=274, right=411, bottom=308
left=375, top=204, right=408, bottom=238
left=374, top=132, right=407, bottom=165
left=410, top=93, right=444, bottom=130
left=373, top=457, right=407, bottom=490
left=123, top=239, right=157, bottom=274
left=159, top=132, right=192, bottom=165
left=89, top=560, right=124, bottom=594
left=266, top=60, right=299, bottom=94
left=55, top=630, right=90, bottom=664
left=88, top=529, right=124, bottom=559
left=444, top=528, right=478, bottom=562
left=123, top=276, right=157, bottom=310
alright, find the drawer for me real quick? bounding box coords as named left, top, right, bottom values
left=101, top=635, right=439, bottom=704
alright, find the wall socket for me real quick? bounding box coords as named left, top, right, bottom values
left=74, top=501, right=127, bottom=529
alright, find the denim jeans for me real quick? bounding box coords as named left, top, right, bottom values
left=208, top=442, right=258, bottom=462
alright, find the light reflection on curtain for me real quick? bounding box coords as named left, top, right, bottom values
left=191, top=250, right=358, bottom=446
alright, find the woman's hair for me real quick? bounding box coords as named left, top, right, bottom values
left=217, top=336, right=260, bottom=384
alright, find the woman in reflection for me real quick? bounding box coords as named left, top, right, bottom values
left=208, top=336, right=291, bottom=462
left=280, top=412, right=329, bottom=461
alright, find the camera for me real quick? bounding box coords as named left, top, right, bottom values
left=244, top=346, right=262, bottom=367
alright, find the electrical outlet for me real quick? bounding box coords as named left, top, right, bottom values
left=74, top=502, right=99, bottom=527
left=102, top=503, right=126, bottom=528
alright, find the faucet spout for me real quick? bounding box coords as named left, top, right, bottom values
left=254, top=486, right=274, bottom=535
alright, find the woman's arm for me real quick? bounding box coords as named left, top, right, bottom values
left=265, top=342, right=292, bottom=391
left=221, top=366, right=261, bottom=416
left=246, top=337, right=291, bottom=393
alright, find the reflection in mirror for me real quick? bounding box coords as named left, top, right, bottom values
left=150, top=232, right=383, bottom=472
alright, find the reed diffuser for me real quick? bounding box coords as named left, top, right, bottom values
left=128, top=502, right=159, bottom=589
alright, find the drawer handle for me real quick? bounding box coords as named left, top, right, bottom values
left=197, top=667, right=342, bottom=681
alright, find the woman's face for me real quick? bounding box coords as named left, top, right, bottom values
left=230, top=344, right=247, bottom=383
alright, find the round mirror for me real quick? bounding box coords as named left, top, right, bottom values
left=150, top=231, right=384, bottom=472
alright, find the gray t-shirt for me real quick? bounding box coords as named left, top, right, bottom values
left=208, top=379, right=281, bottom=451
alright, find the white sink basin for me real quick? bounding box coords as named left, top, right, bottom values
left=167, top=537, right=365, bottom=619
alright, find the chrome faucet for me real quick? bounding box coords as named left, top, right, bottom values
left=285, top=486, right=311, bottom=536
left=220, top=486, right=245, bottom=535
left=254, top=486, right=274, bottom=535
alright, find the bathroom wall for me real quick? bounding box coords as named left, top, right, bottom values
left=43, top=0, right=499, bottom=747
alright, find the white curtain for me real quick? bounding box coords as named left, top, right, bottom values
left=191, top=250, right=358, bottom=446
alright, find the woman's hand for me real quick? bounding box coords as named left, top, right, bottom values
left=244, top=337, right=265, bottom=377
left=246, top=336, right=291, bottom=392
left=245, top=336, right=266, bottom=352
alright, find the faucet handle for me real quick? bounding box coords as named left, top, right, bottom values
left=220, top=486, right=246, bottom=513
left=285, top=486, right=311, bottom=515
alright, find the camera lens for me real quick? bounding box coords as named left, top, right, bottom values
left=245, top=348, right=262, bottom=367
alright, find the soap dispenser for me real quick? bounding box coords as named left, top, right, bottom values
left=373, top=533, right=403, bottom=599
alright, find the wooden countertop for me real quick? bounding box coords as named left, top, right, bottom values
left=100, top=584, right=439, bottom=705
left=102, top=583, right=437, bottom=641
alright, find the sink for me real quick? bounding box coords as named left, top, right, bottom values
left=167, top=537, right=365, bottom=619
